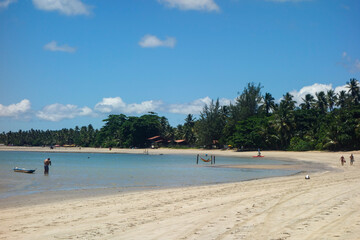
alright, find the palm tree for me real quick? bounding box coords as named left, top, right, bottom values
left=315, top=91, right=328, bottom=113
left=184, top=114, right=196, bottom=144
left=260, top=92, right=276, bottom=115
left=300, top=93, right=315, bottom=110
left=281, top=92, right=296, bottom=111
left=346, top=78, right=360, bottom=105
left=271, top=93, right=296, bottom=149
left=336, top=90, right=349, bottom=108
left=273, top=102, right=295, bottom=149
left=326, top=90, right=337, bottom=111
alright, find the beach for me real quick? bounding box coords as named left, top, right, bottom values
left=1, top=147, right=359, bottom=240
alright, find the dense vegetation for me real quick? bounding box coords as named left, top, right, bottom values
left=1, top=79, right=359, bottom=151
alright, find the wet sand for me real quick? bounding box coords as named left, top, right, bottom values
left=0, top=147, right=359, bottom=239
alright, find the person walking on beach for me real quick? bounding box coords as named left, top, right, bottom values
left=350, top=154, right=355, bottom=165
left=44, top=158, right=51, bottom=175
left=340, top=156, right=346, bottom=166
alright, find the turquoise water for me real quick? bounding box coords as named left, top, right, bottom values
left=0, top=151, right=297, bottom=198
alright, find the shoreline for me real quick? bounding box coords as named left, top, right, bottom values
left=0, top=146, right=324, bottom=208
left=1, top=147, right=359, bottom=239
left=0, top=146, right=349, bottom=206
left=1, top=145, right=355, bottom=165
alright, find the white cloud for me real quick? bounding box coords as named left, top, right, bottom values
left=94, top=97, right=126, bottom=113
left=0, top=99, right=31, bottom=118
left=158, top=0, right=219, bottom=11
left=0, top=97, right=232, bottom=122
left=340, top=51, right=360, bottom=73
left=43, top=41, right=76, bottom=53
left=334, top=85, right=347, bottom=93
left=36, top=103, right=94, bottom=121
left=32, top=0, right=91, bottom=15
left=288, top=83, right=347, bottom=105
left=127, top=101, right=163, bottom=114
left=167, top=97, right=231, bottom=114
left=139, top=35, right=176, bottom=48
left=0, top=0, right=16, bottom=8
left=168, top=97, right=212, bottom=114
left=94, top=97, right=163, bottom=114
left=95, top=96, right=232, bottom=116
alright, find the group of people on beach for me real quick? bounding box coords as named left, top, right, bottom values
left=340, top=154, right=355, bottom=166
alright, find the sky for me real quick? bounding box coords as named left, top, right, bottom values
left=0, top=0, right=359, bottom=132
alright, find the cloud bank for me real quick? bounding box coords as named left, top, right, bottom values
left=94, top=97, right=163, bottom=114
left=288, top=83, right=347, bottom=105
left=32, top=0, right=91, bottom=15
left=43, top=41, right=76, bottom=53
left=0, top=99, right=31, bottom=118
left=94, top=96, right=232, bottom=116
left=158, top=0, right=219, bottom=12
left=36, top=103, right=94, bottom=121
left=168, top=97, right=231, bottom=114
left=0, top=83, right=350, bottom=122
left=139, top=35, right=176, bottom=48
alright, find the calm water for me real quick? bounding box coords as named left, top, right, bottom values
left=0, top=151, right=297, bottom=198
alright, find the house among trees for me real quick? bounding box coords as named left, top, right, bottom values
left=147, top=136, right=165, bottom=148
left=174, top=139, right=187, bottom=146
left=212, top=140, right=220, bottom=149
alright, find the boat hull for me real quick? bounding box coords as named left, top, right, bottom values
left=13, top=168, right=36, bottom=173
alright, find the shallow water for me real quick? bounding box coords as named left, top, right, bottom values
left=0, top=151, right=298, bottom=198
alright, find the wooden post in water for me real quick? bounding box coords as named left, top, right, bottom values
left=213, top=155, right=215, bottom=165
left=196, top=154, right=199, bottom=164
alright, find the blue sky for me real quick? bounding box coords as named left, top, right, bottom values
left=0, top=0, right=359, bottom=132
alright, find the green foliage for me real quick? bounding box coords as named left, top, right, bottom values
left=231, top=82, right=263, bottom=121
left=195, top=99, right=226, bottom=148
left=97, top=113, right=167, bottom=148
left=1, top=79, right=359, bottom=151
left=183, top=114, right=196, bottom=145
left=0, top=126, right=96, bottom=147
left=233, top=117, right=266, bottom=149
left=259, top=92, right=276, bottom=115
left=289, top=137, right=314, bottom=151
left=271, top=93, right=296, bottom=149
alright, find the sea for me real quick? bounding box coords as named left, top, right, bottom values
left=0, top=151, right=298, bottom=199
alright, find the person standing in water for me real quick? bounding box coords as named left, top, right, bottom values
left=340, top=155, right=346, bottom=166
left=44, top=158, right=51, bottom=175
left=350, top=154, right=355, bottom=165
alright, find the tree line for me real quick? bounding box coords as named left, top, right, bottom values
left=1, top=79, right=359, bottom=151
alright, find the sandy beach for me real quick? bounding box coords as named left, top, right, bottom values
left=1, top=146, right=359, bottom=240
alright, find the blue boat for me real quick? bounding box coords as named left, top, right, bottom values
left=13, top=167, right=36, bottom=173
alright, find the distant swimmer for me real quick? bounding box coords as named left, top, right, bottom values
left=340, top=155, right=346, bottom=166
left=44, top=158, right=51, bottom=175
left=350, top=154, right=355, bottom=165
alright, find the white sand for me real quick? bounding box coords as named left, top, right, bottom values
left=0, top=147, right=359, bottom=239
